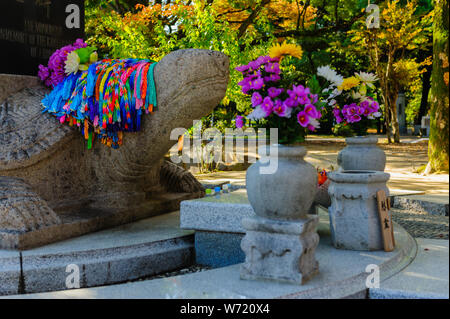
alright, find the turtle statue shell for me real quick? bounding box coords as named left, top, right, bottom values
left=0, top=87, right=76, bottom=171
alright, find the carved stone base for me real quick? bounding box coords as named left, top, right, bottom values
left=240, top=215, right=319, bottom=285
left=328, top=171, right=390, bottom=251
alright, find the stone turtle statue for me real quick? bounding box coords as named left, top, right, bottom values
left=0, top=49, right=229, bottom=249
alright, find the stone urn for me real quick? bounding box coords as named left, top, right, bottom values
left=241, top=145, right=320, bottom=284
left=245, top=145, right=318, bottom=220
left=327, top=170, right=390, bottom=251
left=337, top=136, right=386, bottom=171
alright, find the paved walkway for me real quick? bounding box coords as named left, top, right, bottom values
left=195, top=136, right=449, bottom=196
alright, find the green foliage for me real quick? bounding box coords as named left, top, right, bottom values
left=84, top=0, right=436, bottom=145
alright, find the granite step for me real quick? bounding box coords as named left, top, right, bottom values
left=0, top=211, right=194, bottom=296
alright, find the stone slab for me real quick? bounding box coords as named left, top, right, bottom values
left=0, top=212, right=195, bottom=295
left=3, top=221, right=416, bottom=299
left=0, top=250, right=21, bottom=296
left=369, top=238, right=449, bottom=299
left=195, top=231, right=245, bottom=267
left=180, top=189, right=254, bottom=233
left=1, top=192, right=198, bottom=250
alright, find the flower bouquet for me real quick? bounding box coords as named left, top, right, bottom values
left=235, top=42, right=323, bottom=144
left=316, top=65, right=381, bottom=135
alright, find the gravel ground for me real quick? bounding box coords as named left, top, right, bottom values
left=391, top=208, right=449, bottom=239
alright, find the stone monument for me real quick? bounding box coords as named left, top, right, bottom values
left=0, top=48, right=230, bottom=250
left=0, top=0, right=85, bottom=75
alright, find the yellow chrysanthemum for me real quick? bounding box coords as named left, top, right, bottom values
left=269, top=42, right=303, bottom=60
left=338, top=76, right=360, bottom=91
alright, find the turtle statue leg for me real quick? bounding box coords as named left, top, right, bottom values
left=159, top=161, right=205, bottom=195
left=0, top=177, right=62, bottom=250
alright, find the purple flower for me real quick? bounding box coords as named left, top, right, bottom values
left=333, top=108, right=343, bottom=124
left=251, top=92, right=263, bottom=107
left=360, top=100, right=370, bottom=110
left=357, top=106, right=365, bottom=115
left=235, top=64, right=250, bottom=72
left=261, top=97, right=274, bottom=116
left=238, top=78, right=252, bottom=94
left=344, top=103, right=358, bottom=116
left=73, top=38, right=87, bottom=49
left=265, top=62, right=280, bottom=74
left=297, top=111, right=309, bottom=127
left=235, top=115, right=244, bottom=128
left=248, top=70, right=262, bottom=79
left=269, top=56, right=280, bottom=63
left=304, top=104, right=320, bottom=119
left=308, top=93, right=318, bottom=104
left=293, top=85, right=309, bottom=96
left=268, top=87, right=283, bottom=98
left=370, top=101, right=380, bottom=112
left=248, top=60, right=261, bottom=71
left=250, top=77, right=264, bottom=90
left=273, top=100, right=291, bottom=118
left=297, top=94, right=310, bottom=105
left=283, top=97, right=298, bottom=108
left=256, top=55, right=271, bottom=65
left=349, top=114, right=362, bottom=123
left=264, top=74, right=281, bottom=82
left=38, top=65, right=49, bottom=81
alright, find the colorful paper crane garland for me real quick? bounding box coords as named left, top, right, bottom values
left=41, top=58, right=158, bottom=149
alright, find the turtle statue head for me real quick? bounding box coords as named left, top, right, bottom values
left=154, top=49, right=230, bottom=123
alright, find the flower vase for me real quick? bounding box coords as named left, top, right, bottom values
left=241, top=145, right=320, bottom=284
left=337, top=136, right=386, bottom=171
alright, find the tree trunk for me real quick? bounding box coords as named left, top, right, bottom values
left=390, top=91, right=401, bottom=143
left=416, top=61, right=432, bottom=125
left=425, top=0, right=449, bottom=173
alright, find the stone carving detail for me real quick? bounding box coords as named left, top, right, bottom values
left=240, top=215, right=319, bottom=285
left=0, top=177, right=61, bottom=233
left=0, top=49, right=229, bottom=249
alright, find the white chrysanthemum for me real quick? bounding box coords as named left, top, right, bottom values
left=317, top=65, right=344, bottom=86
left=247, top=105, right=267, bottom=121
left=309, top=117, right=321, bottom=129
left=368, top=112, right=382, bottom=119
left=355, top=71, right=378, bottom=83
left=65, top=51, right=80, bottom=75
